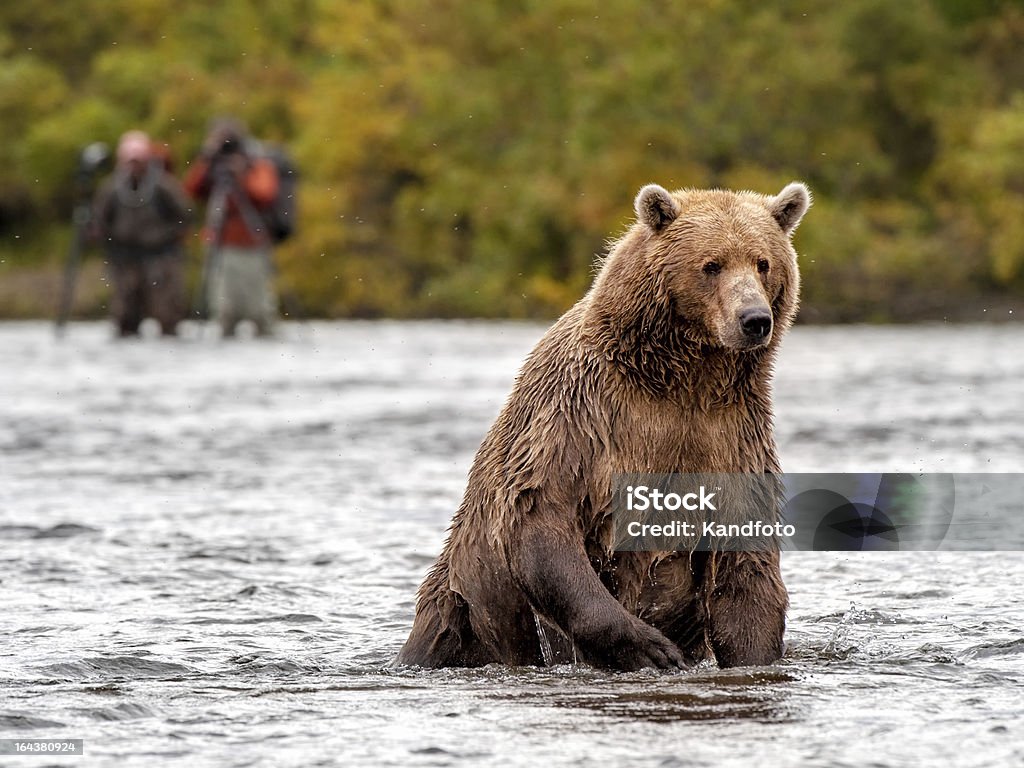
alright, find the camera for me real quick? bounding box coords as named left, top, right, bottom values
left=216, top=136, right=242, bottom=156
left=78, top=142, right=111, bottom=177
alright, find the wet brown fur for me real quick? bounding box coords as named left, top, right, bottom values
left=397, top=183, right=811, bottom=670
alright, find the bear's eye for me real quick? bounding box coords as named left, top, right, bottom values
left=702, top=262, right=721, bottom=276
left=757, top=258, right=770, bottom=274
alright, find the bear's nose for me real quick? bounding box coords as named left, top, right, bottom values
left=739, top=308, right=772, bottom=339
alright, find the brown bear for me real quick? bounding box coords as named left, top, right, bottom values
left=397, top=181, right=811, bottom=670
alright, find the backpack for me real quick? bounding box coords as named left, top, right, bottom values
left=257, top=143, right=298, bottom=243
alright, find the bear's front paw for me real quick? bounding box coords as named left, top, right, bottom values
left=576, top=613, right=686, bottom=671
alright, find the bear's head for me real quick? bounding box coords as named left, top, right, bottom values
left=631, top=182, right=810, bottom=352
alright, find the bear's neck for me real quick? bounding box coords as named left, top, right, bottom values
left=586, top=303, right=777, bottom=409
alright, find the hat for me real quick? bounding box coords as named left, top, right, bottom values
left=207, top=116, right=248, bottom=147
left=116, top=130, right=151, bottom=164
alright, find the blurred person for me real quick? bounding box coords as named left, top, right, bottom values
left=184, top=118, right=280, bottom=338
left=93, top=130, right=192, bottom=337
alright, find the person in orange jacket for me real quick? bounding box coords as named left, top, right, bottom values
left=184, top=118, right=279, bottom=337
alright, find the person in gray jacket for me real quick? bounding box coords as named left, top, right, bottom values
left=93, top=131, right=192, bottom=337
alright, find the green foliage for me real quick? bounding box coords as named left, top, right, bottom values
left=933, top=94, right=1024, bottom=283
left=2, top=0, right=1024, bottom=320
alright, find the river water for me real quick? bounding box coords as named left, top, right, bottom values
left=0, top=320, right=1021, bottom=767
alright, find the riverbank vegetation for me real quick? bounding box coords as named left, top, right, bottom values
left=1, top=1, right=1022, bottom=321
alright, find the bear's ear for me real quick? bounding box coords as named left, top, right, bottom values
left=768, top=182, right=812, bottom=236
left=635, top=184, right=680, bottom=232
